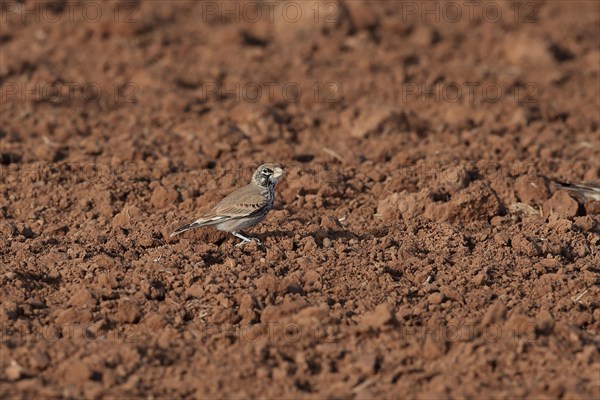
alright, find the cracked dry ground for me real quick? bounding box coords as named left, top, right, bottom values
left=1, top=1, right=599, bottom=399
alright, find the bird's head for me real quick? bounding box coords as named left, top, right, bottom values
left=252, top=163, right=284, bottom=187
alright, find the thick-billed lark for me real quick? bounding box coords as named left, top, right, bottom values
left=170, top=163, right=284, bottom=246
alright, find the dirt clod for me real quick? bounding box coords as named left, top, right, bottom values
left=543, top=191, right=580, bottom=219
left=359, top=303, right=397, bottom=331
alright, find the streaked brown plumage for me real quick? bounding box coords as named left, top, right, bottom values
left=170, top=163, right=284, bottom=246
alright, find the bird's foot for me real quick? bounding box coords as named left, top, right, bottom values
left=235, top=237, right=261, bottom=247
left=232, top=232, right=262, bottom=247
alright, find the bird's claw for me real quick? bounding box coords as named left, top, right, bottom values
left=235, top=237, right=262, bottom=247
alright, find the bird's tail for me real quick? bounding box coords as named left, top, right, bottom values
left=170, top=216, right=224, bottom=237
left=170, top=221, right=204, bottom=237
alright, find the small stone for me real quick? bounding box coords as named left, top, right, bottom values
left=255, top=274, right=279, bottom=295
left=353, top=354, right=378, bottom=375
left=29, top=351, right=50, bottom=370
left=285, top=282, right=303, bottom=295
left=490, top=216, right=507, bottom=226
left=260, top=300, right=309, bottom=323
left=515, top=176, right=550, bottom=205
left=473, top=273, right=486, bottom=285
left=543, top=191, right=580, bottom=219
left=21, top=227, right=35, bottom=239
left=441, top=181, right=503, bottom=223
left=304, top=270, right=321, bottom=285
left=511, top=234, right=541, bottom=257
left=143, top=313, right=167, bottom=330
left=320, top=215, right=343, bottom=231
left=5, top=361, right=24, bottom=381
left=422, top=335, right=447, bottom=359
left=473, top=268, right=490, bottom=285
left=151, top=185, right=178, bottom=209
left=572, top=311, right=593, bottom=327
left=428, top=292, right=445, bottom=305
left=56, top=308, right=93, bottom=325
left=536, top=309, right=555, bottom=335
left=185, top=283, right=204, bottom=299
left=573, top=216, right=596, bottom=232
left=68, top=289, right=97, bottom=307
left=216, top=293, right=232, bottom=308
left=481, top=300, right=507, bottom=326
left=239, top=294, right=258, bottom=325
left=83, top=382, right=104, bottom=400
left=584, top=199, right=600, bottom=215
left=157, top=327, right=176, bottom=349
left=112, top=209, right=131, bottom=230
left=28, top=298, right=46, bottom=309
left=295, top=305, right=329, bottom=324
left=345, top=0, right=378, bottom=30
left=272, top=366, right=288, bottom=381
left=315, top=229, right=329, bottom=241
left=1, top=301, right=19, bottom=321
left=359, top=303, right=397, bottom=330
left=505, top=314, right=536, bottom=339
left=494, top=233, right=510, bottom=246
left=538, top=258, right=560, bottom=272
left=115, top=299, right=141, bottom=323
left=438, top=164, right=471, bottom=194
left=61, top=360, right=92, bottom=385
left=440, top=286, right=464, bottom=303
left=98, top=273, right=118, bottom=289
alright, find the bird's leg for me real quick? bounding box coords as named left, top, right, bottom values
left=232, top=232, right=261, bottom=247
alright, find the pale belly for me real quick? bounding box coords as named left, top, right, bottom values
left=214, top=212, right=268, bottom=232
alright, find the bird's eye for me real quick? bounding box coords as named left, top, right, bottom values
left=262, top=168, right=272, bottom=175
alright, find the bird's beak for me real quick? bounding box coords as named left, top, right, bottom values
left=272, top=167, right=284, bottom=179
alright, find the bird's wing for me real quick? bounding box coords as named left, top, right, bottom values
left=196, top=184, right=267, bottom=222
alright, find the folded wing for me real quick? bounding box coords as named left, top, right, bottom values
left=170, top=184, right=267, bottom=237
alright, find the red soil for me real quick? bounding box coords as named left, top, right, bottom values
left=1, top=1, right=599, bottom=398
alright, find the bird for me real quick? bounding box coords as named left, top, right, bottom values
left=170, top=163, right=285, bottom=246
left=552, top=181, right=600, bottom=202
